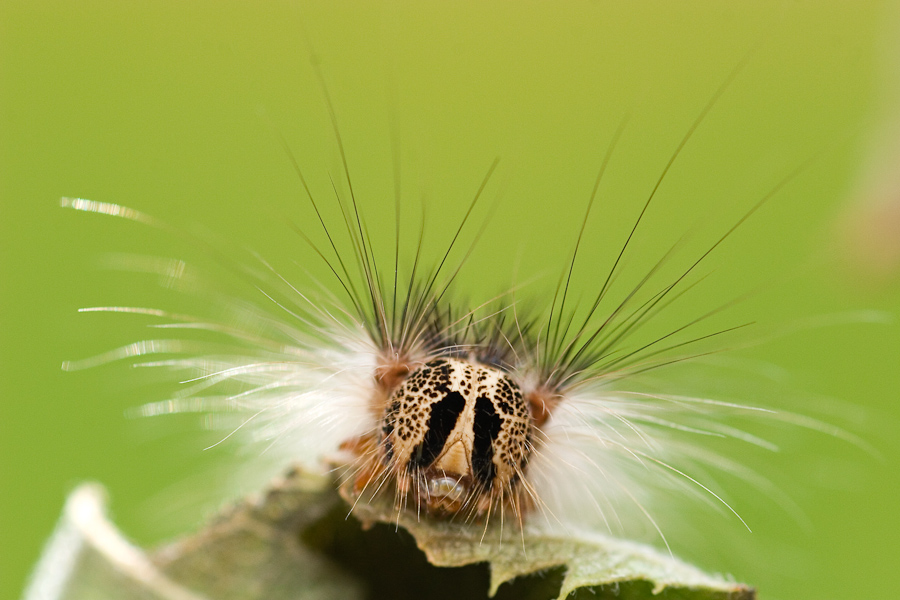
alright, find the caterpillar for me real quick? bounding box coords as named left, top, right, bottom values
left=59, top=51, right=860, bottom=566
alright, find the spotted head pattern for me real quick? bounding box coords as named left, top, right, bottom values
left=375, top=358, right=532, bottom=516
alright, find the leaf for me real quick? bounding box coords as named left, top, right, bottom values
left=23, top=469, right=754, bottom=600
left=339, top=475, right=755, bottom=600
left=22, top=474, right=361, bottom=600
left=151, top=469, right=361, bottom=600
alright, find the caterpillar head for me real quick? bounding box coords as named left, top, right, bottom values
left=376, top=357, right=533, bottom=517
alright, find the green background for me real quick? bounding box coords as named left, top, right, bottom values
left=2, top=1, right=899, bottom=598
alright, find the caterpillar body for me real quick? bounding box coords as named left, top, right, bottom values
left=61, top=57, right=849, bottom=560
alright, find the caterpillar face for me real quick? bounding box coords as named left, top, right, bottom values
left=378, top=358, right=532, bottom=516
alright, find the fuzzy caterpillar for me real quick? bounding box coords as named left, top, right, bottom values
left=59, top=54, right=864, bottom=567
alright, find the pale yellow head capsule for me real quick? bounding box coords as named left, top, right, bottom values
left=379, top=357, right=532, bottom=516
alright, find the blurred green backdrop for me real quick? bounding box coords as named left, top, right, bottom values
left=2, top=1, right=900, bottom=599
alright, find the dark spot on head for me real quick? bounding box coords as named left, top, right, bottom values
left=472, top=395, right=502, bottom=487
left=409, top=390, right=465, bottom=470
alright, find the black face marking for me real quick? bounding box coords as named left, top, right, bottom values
left=472, top=395, right=501, bottom=486
left=410, top=390, right=465, bottom=469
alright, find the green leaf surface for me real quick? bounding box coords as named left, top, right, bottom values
left=23, top=470, right=754, bottom=600
left=340, top=474, right=754, bottom=600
